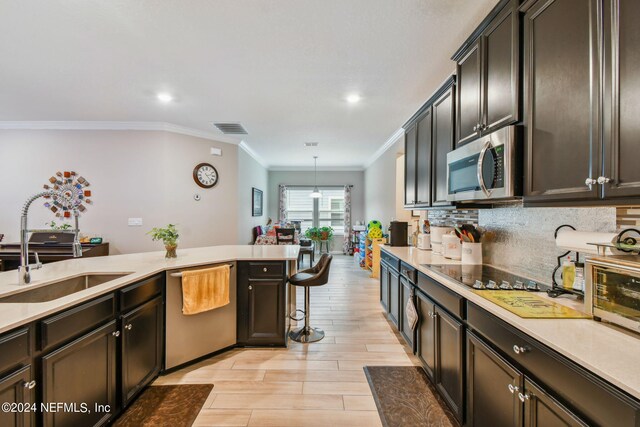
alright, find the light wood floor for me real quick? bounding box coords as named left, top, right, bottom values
left=154, top=255, right=419, bottom=426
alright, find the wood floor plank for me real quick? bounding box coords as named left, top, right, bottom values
left=263, top=369, right=367, bottom=383
left=231, top=360, right=339, bottom=371
left=248, top=409, right=382, bottom=427
left=343, top=395, right=378, bottom=411
left=302, top=381, right=372, bottom=395
left=207, top=381, right=303, bottom=394
left=211, top=393, right=344, bottom=410
left=193, top=409, right=252, bottom=427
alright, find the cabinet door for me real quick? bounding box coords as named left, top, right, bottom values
left=523, top=0, right=601, bottom=202
left=603, top=0, right=640, bottom=199
left=416, top=291, right=436, bottom=381
left=483, top=0, right=519, bottom=132
left=399, top=277, right=414, bottom=351
left=245, top=279, right=285, bottom=345
left=404, top=125, right=417, bottom=206
left=380, top=262, right=389, bottom=312
left=121, top=296, right=163, bottom=406
left=0, top=366, right=33, bottom=427
left=431, top=83, right=455, bottom=206
left=388, top=269, right=400, bottom=327
left=415, top=108, right=433, bottom=207
left=42, top=321, right=117, bottom=427
left=467, top=331, right=522, bottom=427
left=456, top=40, right=482, bottom=146
left=523, top=379, right=587, bottom=427
left=435, top=306, right=464, bottom=421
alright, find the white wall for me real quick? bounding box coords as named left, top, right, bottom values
left=0, top=130, right=239, bottom=254
left=364, top=134, right=410, bottom=228
left=237, top=149, right=268, bottom=244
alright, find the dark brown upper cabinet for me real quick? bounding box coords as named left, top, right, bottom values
left=602, top=0, right=640, bottom=200
left=404, top=124, right=417, bottom=206
left=522, top=0, right=601, bottom=203
left=453, top=0, right=520, bottom=147
left=404, top=76, right=455, bottom=209
left=431, top=81, right=456, bottom=206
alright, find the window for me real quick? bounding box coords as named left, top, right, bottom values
left=285, top=186, right=345, bottom=235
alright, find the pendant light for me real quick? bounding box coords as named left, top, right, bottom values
left=309, top=156, right=322, bottom=198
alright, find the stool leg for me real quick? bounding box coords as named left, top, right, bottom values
left=288, top=286, right=325, bottom=343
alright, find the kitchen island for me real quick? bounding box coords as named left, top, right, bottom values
left=0, top=245, right=299, bottom=427
left=381, top=245, right=640, bottom=427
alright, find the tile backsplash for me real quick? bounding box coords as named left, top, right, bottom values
left=427, top=204, right=624, bottom=284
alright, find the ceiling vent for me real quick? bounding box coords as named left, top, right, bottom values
left=213, top=122, right=248, bottom=135
left=304, top=142, right=319, bottom=147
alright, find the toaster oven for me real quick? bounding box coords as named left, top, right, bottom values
left=586, top=257, right=640, bottom=333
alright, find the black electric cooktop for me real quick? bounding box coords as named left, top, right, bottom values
left=421, top=264, right=550, bottom=291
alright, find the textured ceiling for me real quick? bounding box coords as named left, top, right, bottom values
left=0, top=0, right=496, bottom=168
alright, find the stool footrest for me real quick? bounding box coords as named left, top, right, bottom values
left=289, top=309, right=305, bottom=322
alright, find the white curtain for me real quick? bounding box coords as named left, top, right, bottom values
left=343, top=185, right=352, bottom=254
left=278, top=184, right=287, bottom=224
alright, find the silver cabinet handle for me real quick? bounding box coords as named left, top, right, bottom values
left=28, top=380, right=36, bottom=390
left=248, top=285, right=253, bottom=291
left=23, top=381, right=30, bottom=389
left=512, top=345, right=529, bottom=355
left=518, top=392, right=530, bottom=402
left=125, top=324, right=133, bottom=331
left=112, top=330, right=120, bottom=337
left=508, top=384, right=519, bottom=394
left=473, top=125, right=478, bottom=131
left=263, top=267, right=268, bottom=272
left=585, top=177, right=597, bottom=187
left=597, top=176, right=611, bottom=185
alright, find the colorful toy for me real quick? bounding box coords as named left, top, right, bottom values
left=368, top=227, right=383, bottom=239
left=368, top=220, right=382, bottom=230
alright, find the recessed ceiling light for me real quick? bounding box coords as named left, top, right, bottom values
left=346, top=94, right=361, bottom=104
left=304, top=142, right=319, bottom=147
left=157, top=92, right=174, bottom=103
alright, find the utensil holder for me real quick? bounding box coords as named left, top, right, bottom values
left=461, top=242, right=482, bottom=264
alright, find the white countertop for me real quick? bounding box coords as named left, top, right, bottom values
left=381, top=245, right=640, bottom=401
left=0, top=245, right=299, bottom=335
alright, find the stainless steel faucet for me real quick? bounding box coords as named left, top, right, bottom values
left=19, top=191, right=82, bottom=285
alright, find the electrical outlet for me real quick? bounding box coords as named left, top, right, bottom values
left=128, top=218, right=143, bottom=226
left=210, top=147, right=222, bottom=156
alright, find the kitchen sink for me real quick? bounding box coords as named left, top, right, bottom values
left=0, top=273, right=132, bottom=303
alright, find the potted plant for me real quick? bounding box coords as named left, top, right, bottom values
left=319, top=226, right=334, bottom=241
left=304, top=227, right=320, bottom=241
left=46, top=220, right=72, bottom=231
left=148, top=224, right=179, bottom=258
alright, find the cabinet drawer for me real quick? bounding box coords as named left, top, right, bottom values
left=248, top=262, right=284, bottom=279
left=0, top=327, right=31, bottom=376
left=417, top=272, right=464, bottom=320
left=119, top=274, right=164, bottom=312
left=40, top=294, right=115, bottom=351
left=467, top=302, right=640, bottom=427
left=400, top=262, right=417, bottom=283
left=381, top=251, right=400, bottom=272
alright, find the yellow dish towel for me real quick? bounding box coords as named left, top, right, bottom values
left=181, top=265, right=230, bottom=315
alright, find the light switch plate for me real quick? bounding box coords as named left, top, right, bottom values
left=128, top=218, right=143, bottom=226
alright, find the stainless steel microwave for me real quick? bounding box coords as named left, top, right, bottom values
left=446, top=126, right=520, bottom=202
left=586, top=257, right=640, bottom=333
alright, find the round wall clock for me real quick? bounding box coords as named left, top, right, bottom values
left=193, top=163, right=219, bottom=188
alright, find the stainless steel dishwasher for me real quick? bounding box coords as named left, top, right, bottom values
left=165, top=262, right=237, bottom=369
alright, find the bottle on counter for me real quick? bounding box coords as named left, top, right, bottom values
left=562, top=256, right=576, bottom=290
left=572, top=261, right=585, bottom=292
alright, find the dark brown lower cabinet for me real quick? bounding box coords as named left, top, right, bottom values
left=388, top=269, right=400, bottom=328
left=121, top=296, right=163, bottom=406
left=467, top=331, right=522, bottom=427
left=523, top=379, right=586, bottom=427
left=399, top=276, right=414, bottom=351
left=380, top=262, right=389, bottom=312
left=416, top=291, right=436, bottom=381
left=238, top=279, right=285, bottom=346
left=435, top=306, right=464, bottom=421
left=467, top=331, right=586, bottom=427
left=41, top=321, right=117, bottom=427
left=0, top=366, right=33, bottom=427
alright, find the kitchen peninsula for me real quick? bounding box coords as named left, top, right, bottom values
left=0, top=245, right=299, bottom=427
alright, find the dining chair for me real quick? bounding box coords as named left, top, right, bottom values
left=276, top=228, right=296, bottom=245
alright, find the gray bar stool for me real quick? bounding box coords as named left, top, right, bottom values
left=289, top=254, right=333, bottom=343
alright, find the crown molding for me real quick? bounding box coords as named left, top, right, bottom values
left=238, top=141, right=268, bottom=169
left=0, top=121, right=241, bottom=145
left=363, top=127, right=404, bottom=169
left=268, top=165, right=364, bottom=172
